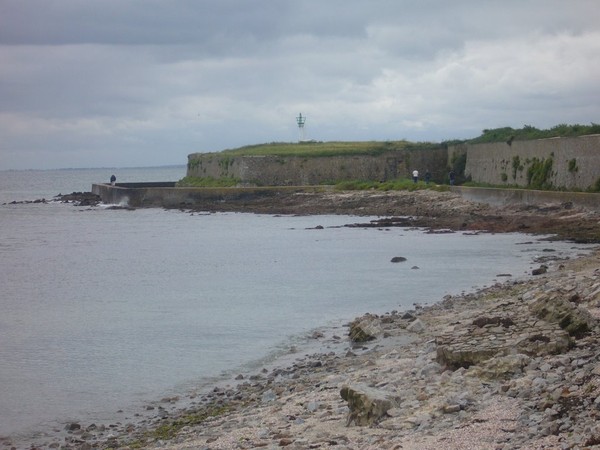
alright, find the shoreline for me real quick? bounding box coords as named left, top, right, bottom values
left=139, top=248, right=600, bottom=450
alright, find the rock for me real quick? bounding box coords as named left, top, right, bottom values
left=261, top=389, right=276, bottom=403
left=340, top=383, right=399, bottom=426
left=406, top=318, right=426, bottom=333
left=516, top=329, right=572, bottom=356
left=348, top=315, right=381, bottom=342
left=529, top=295, right=597, bottom=337
left=532, top=265, right=548, bottom=275
left=472, top=316, right=514, bottom=328
left=436, top=342, right=501, bottom=369
left=469, top=354, right=531, bottom=380
left=306, top=401, right=320, bottom=412
left=443, top=404, right=461, bottom=414
left=391, top=256, right=407, bottom=263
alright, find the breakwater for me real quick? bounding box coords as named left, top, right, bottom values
left=91, top=183, right=330, bottom=208
left=92, top=183, right=600, bottom=212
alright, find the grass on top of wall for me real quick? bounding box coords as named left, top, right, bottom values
left=176, top=176, right=240, bottom=187
left=196, top=140, right=442, bottom=158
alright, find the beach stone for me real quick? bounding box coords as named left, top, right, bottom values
left=406, top=318, right=426, bottom=333
left=391, top=256, right=407, bottom=263
left=436, top=340, right=501, bottom=369
left=340, top=383, right=399, bottom=426
left=348, top=315, right=381, bottom=342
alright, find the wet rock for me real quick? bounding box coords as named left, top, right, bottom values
left=65, top=423, right=81, bottom=431
left=391, top=256, right=407, bottom=263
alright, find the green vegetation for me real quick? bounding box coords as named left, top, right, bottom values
left=512, top=155, right=524, bottom=180
left=121, top=405, right=231, bottom=447
left=206, top=140, right=432, bottom=158
left=468, top=123, right=600, bottom=144
left=176, top=176, right=240, bottom=187
left=568, top=158, right=579, bottom=173
left=526, top=157, right=554, bottom=189
left=190, top=123, right=599, bottom=159
left=335, top=178, right=450, bottom=192
left=449, top=152, right=469, bottom=184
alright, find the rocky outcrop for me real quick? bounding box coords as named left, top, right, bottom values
left=529, top=293, right=597, bottom=337
left=435, top=305, right=574, bottom=371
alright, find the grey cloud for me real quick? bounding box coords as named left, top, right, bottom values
left=1, top=0, right=599, bottom=170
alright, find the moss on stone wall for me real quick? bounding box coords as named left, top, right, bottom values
left=526, top=157, right=554, bottom=190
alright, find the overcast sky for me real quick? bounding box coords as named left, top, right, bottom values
left=1, top=1, right=599, bottom=170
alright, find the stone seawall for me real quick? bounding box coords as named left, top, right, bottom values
left=451, top=186, right=600, bottom=210
left=91, top=183, right=329, bottom=208
left=186, top=148, right=449, bottom=186
left=451, top=134, right=600, bottom=190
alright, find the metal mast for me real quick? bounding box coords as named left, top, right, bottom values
left=296, top=113, right=306, bottom=142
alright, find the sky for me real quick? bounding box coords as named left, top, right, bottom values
left=1, top=1, right=599, bottom=170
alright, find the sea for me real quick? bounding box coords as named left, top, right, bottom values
left=0, top=166, right=596, bottom=445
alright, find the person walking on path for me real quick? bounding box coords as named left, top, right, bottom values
left=412, top=169, right=419, bottom=183
left=449, top=170, right=455, bottom=186
left=425, top=170, right=431, bottom=184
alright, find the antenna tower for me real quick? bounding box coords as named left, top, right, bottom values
left=296, top=113, right=306, bottom=141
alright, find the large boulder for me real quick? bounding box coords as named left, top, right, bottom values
left=340, top=383, right=399, bottom=426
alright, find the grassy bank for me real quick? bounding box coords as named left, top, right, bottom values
left=210, top=140, right=442, bottom=158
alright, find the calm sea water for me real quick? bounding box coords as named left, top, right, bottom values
left=0, top=167, right=595, bottom=443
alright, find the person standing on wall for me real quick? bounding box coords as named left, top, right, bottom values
left=412, top=169, right=419, bottom=183
left=110, top=174, right=116, bottom=186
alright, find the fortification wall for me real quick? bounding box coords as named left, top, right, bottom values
left=187, top=148, right=448, bottom=186
left=456, top=135, right=600, bottom=190
left=187, top=135, right=599, bottom=190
